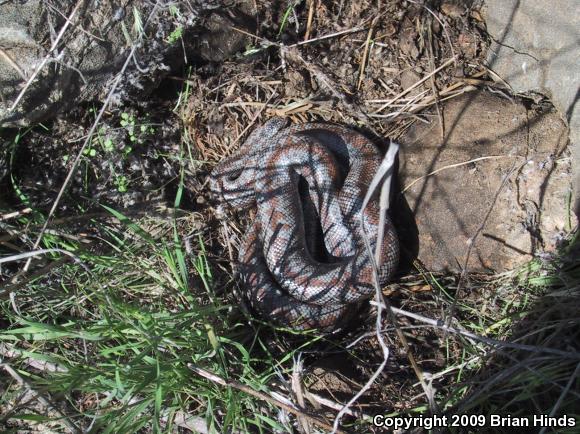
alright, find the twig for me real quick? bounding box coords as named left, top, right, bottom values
left=305, top=390, right=371, bottom=420
left=0, top=257, right=69, bottom=298
left=227, top=27, right=373, bottom=124
left=291, top=356, right=311, bottom=433
left=0, top=248, right=90, bottom=302
left=0, top=208, right=33, bottom=222
left=338, top=0, right=346, bottom=18
left=0, top=48, right=27, bottom=80
left=426, top=19, right=444, bottom=141
left=281, top=46, right=372, bottom=126
left=357, top=17, right=378, bottom=90
left=365, top=139, right=438, bottom=412
left=402, top=155, right=524, bottom=193
left=0, top=206, right=174, bottom=245
left=382, top=300, right=437, bottom=412
left=290, top=26, right=366, bottom=47
left=538, top=362, right=580, bottom=434
left=372, top=57, right=456, bottom=114
left=0, top=361, right=82, bottom=433
left=367, top=70, right=486, bottom=104
left=9, top=0, right=84, bottom=112
left=332, top=143, right=399, bottom=433
left=221, top=101, right=275, bottom=108
left=481, top=65, right=513, bottom=91
left=370, top=89, right=430, bottom=120
left=17, top=2, right=161, bottom=279
left=447, top=161, right=524, bottom=324
left=187, top=364, right=342, bottom=433
left=407, top=0, right=456, bottom=60
left=303, top=0, right=315, bottom=41
left=229, top=89, right=278, bottom=147
left=368, top=87, right=477, bottom=120
left=389, top=306, right=580, bottom=359
left=0, top=343, right=68, bottom=373
left=0, top=248, right=87, bottom=268
left=171, top=411, right=242, bottom=434
left=230, top=26, right=272, bottom=44
left=412, top=356, right=481, bottom=386
left=45, top=1, right=106, bottom=42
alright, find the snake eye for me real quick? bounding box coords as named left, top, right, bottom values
left=226, top=169, right=242, bottom=182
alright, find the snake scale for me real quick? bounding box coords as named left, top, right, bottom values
left=210, top=118, right=399, bottom=330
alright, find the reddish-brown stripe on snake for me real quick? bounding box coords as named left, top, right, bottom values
left=210, top=118, right=399, bottom=330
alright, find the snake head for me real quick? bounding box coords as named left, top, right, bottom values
left=209, top=117, right=290, bottom=210
left=209, top=161, right=257, bottom=212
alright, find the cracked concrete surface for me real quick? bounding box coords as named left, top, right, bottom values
left=484, top=0, right=580, bottom=216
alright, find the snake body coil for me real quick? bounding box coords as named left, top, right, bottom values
left=210, top=118, right=399, bottom=330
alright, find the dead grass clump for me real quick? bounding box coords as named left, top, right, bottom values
left=446, top=238, right=580, bottom=431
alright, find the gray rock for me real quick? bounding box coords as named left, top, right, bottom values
left=0, top=0, right=132, bottom=126
left=0, top=0, right=243, bottom=127
left=397, top=91, right=574, bottom=272
left=484, top=0, right=580, bottom=215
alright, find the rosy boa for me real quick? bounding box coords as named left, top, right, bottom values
left=210, top=118, right=399, bottom=330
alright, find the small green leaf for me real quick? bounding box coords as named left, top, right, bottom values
left=103, top=138, right=114, bottom=152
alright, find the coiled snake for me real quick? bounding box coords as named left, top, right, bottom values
left=210, top=118, right=399, bottom=330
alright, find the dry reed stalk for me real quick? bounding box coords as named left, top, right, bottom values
left=188, top=364, right=343, bottom=433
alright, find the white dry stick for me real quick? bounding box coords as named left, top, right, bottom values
left=372, top=57, right=456, bottom=114
left=230, top=89, right=279, bottom=147
left=412, top=356, right=481, bottom=387
left=290, top=26, right=366, bottom=47
left=188, top=364, right=339, bottom=432
left=305, top=391, right=371, bottom=420
left=369, top=88, right=430, bottom=120
left=0, top=207, right=33, bottom=221
left=332, top=142, right=399, bottom=433
left=17, top=2, right=162, bottom=278
left=390, top=306, right=580, bottom=359
left=291, top=355, right=311, bottom=434
left=0, top=248, right=84, bottom=265
left=9, top=0, right=84, bottom=112
left=402, top=155, right=524, bottom=193
left=448, top=161, right=523, bottom=326
left=0, top=248, right=90, bottom=314
left=407, top=0, right=456, bottom=60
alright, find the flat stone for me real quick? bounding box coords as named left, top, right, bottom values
left=484, top=0, right=580, bottom=215
left=396, top=91, right=574, bottom=272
